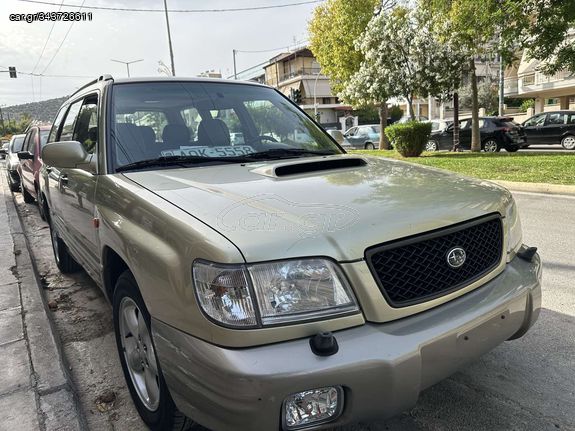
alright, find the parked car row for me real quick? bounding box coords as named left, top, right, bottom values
left=4, top=76, right=542, bottom=431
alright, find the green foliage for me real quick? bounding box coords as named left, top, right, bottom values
left=384, top=121, right=432, bottom=157
left=1, top=113, right=33, bottom=137
left=389, top=105, right=403, bottom=123
left=459, top=79, right=498, bottom=113
left=308, top=0, right=379, bottom=95
left=520, top=99, right=535, bottom=112
left=353, top=105, right=379, bottom=123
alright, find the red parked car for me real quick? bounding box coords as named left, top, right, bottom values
left=17, top=125, right=51, bottom=216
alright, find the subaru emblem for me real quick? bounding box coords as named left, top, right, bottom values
left=446, top=247, right=467, bottom=268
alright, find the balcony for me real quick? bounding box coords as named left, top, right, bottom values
left=278, top=67, right=321, bottom=84
left=504, top=69, right=575, bottom=97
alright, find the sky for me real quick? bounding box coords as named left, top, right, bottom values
left=0, top=0, right=320, bottom=106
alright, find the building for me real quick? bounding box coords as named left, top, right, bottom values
left=197, top=70, right=222, bottom=79
left=263, top=48, right=351, bottom=128
left=504, top=50, right=575, bottom=116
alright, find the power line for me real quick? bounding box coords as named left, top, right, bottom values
left=31, top=0, right=65, bottom=74
left=0, top=66, right=92, bottom=79
left=39, top=0, right=86, bottom=75
left=16, top=0, right=324, bottom=12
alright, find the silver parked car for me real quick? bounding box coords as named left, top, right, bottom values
left=343, top=124, right=381, bottom=149
left=40, top=76, right=541, bottom=431
left=5, top=134, right=26, bottom=191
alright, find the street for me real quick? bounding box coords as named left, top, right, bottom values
left=6, top=176, right=575, bottom=431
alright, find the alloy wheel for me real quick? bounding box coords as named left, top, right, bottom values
left=426, top=140, right=438, bottom=152
left=562, top=135, right=575, bottom=150
left=119, top=297, right=160, bottom=411
left=483, top=140, right=499, bottom=152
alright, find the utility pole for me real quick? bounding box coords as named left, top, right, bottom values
left=164, top=0, right=176, bottom=76
left=110, top=59, right=143, bottom=77
left=233, top=49, right=238, bottom=80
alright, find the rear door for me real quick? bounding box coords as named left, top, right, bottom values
left=542, top=112, right=567, bottom=144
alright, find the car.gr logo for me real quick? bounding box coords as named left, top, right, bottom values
left=446, top=247, right=467, bottom=269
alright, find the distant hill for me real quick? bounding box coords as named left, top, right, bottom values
left=3, top=96, right=69, bottom=125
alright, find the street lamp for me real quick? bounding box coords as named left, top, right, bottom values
left=313, top=70, right=321, bottom=121
left=110, top=59, right=144, bottom=77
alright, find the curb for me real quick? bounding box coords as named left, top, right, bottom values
left=492, top=180, right=575, bottom=196
left=2, top=181, right=87, bottom=430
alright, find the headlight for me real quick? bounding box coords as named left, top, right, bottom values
left=192, top=258, right=359, bottom=328
left=505, top=198, right=523, bottom=260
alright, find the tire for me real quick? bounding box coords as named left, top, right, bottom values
left=49, top=218, right=82, bottom=273
left=22, top=186, right=35, bottom=203
left=7, top=173, right=19, bottom=192
left=425, top=140, right=439, bottom=152
left=482, top=139, right=500, bottom=153
left=364, top=142, right=375, bottom=150
left=113, top=271, right=194, bottom=431
left=561, top=134, right=575, bottom=150
left=38, top=191, right=46, bottom=221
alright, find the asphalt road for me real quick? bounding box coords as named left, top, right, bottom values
left=9, top=181, right=575, bottom=431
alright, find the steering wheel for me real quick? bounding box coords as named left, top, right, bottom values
left=256, top=135, right=278, bottom=143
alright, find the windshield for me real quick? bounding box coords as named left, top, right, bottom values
left=110, top=82, right=342, bottom=171
left=11, top=136, right=25, bottom=152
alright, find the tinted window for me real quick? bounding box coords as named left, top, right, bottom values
left=40, top=130, right=49, bottom=147
left=110, top=82, right=340, bottom=170
left=11, top=136, right=25, bottom=152
left=524, top=114, right=546, bottom=127
left=547, top=112, right=567, bottom=125
left=568, top=114, right=575, bottom=125
left=59, top=100, right=84, bottom=141
left=27, top=129, right=38, bottom=155
left=48, top=106, right=68, bottom=143
left=72, top=96, right=98, bottom=154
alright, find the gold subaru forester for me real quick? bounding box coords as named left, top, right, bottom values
left=40, top=76, right=541, bottom=431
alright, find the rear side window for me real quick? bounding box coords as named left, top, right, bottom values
left=48, top=106, right=68, bottom=143
left=59, top=100, right=84, bottom=142
left=547, top=112, right=567, bottom=125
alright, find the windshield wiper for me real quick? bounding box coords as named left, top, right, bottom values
left=116, top=155, right=256, bottom=172
left=245, top=148, right=337, bottom=160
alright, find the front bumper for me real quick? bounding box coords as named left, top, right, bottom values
left=152, top=252, right=541, bottom=431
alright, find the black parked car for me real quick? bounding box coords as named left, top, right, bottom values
left=428, top=117, right=526, bottom=152
left=522, top=111, right=575, bottom=150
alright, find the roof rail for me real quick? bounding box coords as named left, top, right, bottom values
left=71, top=74, right=114, bottom=97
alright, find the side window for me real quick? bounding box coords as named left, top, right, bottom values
left=547, top=112, right=566, bottom=125
left=346, top=127, right=357, bottom=136
left=59, top=100, right=84, bottom=142
left=48, top=106, right=68, bottom=143
left=72, top=95, right=98, bottom=154
left=568, top=114, right=575, bottom=125
left=21, top=132, right=32, bottom=153
left=525, top=114, right=545, bottom=127
left=27, top=129, right=38, bottom=155
left=478, top=119, right=486, bottom=129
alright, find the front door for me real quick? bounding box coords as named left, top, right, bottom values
left=522, top=113, right=547, bottom=144
left=53, top=95, right=101, bottom=278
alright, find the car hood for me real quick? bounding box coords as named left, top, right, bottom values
left=124, top=156, right=512, bottom=262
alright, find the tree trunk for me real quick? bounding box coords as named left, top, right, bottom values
left=378, top=103, right=389, bottom=150
left=470, top=58, right=481, bottom=152
left=407, top=95, right=415, bottom=120
left=452, top=91, right=460, bottom=152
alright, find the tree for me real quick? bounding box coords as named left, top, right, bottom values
left=459, top=79, right=499, bottom=114
left=423, top=0, right=507, bottom=152
left=341, top=5, right=466, bottom=148
left=505, top=0, right=575, bottom=76
left=308, top=0, right=380, bottom=95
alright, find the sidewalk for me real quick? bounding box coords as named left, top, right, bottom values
left=0, top=167, right=84, bottom=431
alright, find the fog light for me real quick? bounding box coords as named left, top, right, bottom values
left=283, top=386, right=343, bottom=430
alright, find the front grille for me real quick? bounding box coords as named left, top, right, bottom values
left=365, top=215, right=503, bottom=307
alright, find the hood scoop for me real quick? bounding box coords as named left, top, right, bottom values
left=267, top=157, right=367, bottom=178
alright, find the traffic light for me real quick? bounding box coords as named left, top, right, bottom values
left=8, top=67, right=16, bottom=78
left=289, top=88, right=302, bottom=104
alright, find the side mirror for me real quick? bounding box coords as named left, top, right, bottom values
left=17, top=151, right=34, bottom=160
left=42, top=141, right=88, bottom=168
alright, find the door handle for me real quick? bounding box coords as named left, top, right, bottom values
left=60, top=174, right=69, bottom=186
